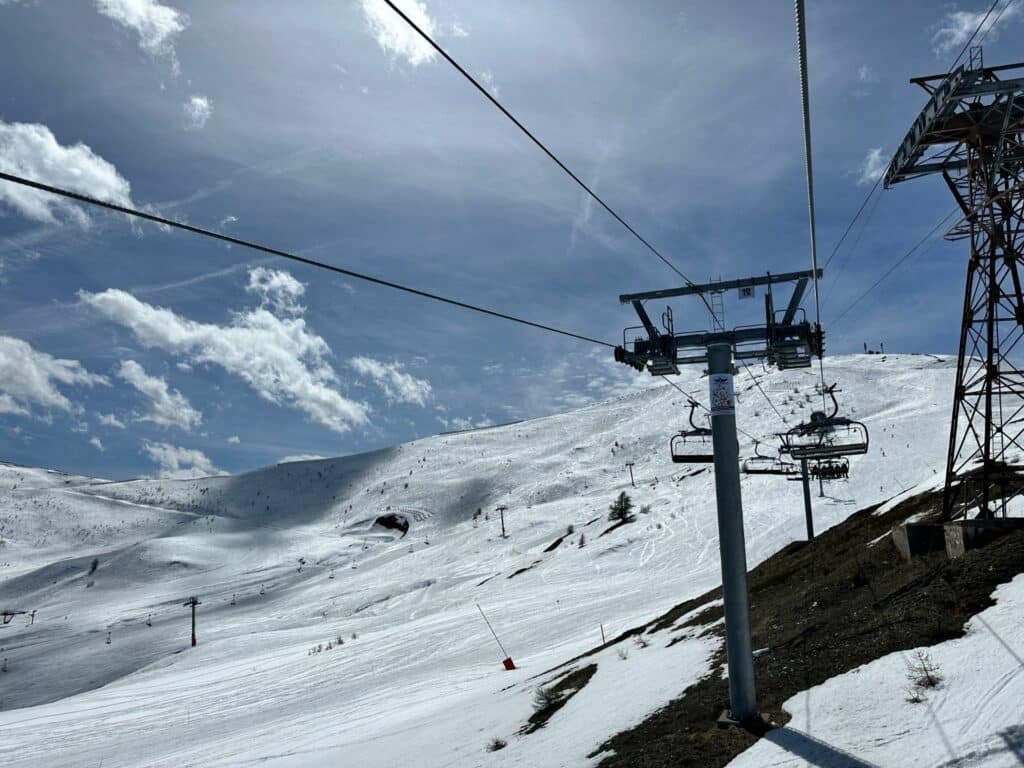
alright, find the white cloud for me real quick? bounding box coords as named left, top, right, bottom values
left=359, top=0, right=437, bottom=67
left=349, top=356, right=432, bottom=406
left=449, top=22, right=469, bottom=38
left=80, top=268, right=371, bottom=434
left=857, top=147, right=887, bottom=185
left=94, top=0, right=188, bottom=73
left=247, top=266, right=305, bottom=315
left=97, top=412, right=126, bottom=429
left=117, top=359, right=202, bottom=431
left=0, top=120, right=133, bottom=226
left=143, top=441, right=222, bottom=478
left=278, top=453, right=328, bottom=464
left=439, top=415, right=493, bottom=432
left=479, top=70, right=499, bottom=97
left=227, top=435, right=240, bottom=444
left=219, top=214, right=238, bottom=228
left=89, top=436, right=105, bottom=451
left=183, top=95, right=213, bottom=129
left=0, top=335, right=106, bottom=418
left=931, top=2, right=1021, bottom=56
left=857, top=64, right=876, bottom=83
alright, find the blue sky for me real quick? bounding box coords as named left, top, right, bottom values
left=0, top=0, right=1021, bottom=479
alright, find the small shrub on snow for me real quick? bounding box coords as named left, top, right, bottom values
left=608, top=491, right=635, bottom=523
left=486, top=737, right=507, bottom=752
left=532, top=685, right=559, bottom=712
left=905, top=649, right=942, bottom=701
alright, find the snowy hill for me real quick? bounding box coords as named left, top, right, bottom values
left=1, top=353, right=1019, bottom=767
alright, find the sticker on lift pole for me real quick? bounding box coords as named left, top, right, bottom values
left=709, top=373, right=736, bottom=416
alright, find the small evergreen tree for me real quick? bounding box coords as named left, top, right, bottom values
left=608, top=491, right=635, bottom=523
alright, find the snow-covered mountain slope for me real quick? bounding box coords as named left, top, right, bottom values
left=1, top=353, right=1013, bottom=768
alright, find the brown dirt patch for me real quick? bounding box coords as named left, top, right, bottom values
left=578, top=485, right=1024, bottom=767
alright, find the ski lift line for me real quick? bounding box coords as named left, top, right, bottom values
left=738, top=358, right=788, bottom=426
left=820, top=187, right=884, bottom=308
left=813, top=1, right=997, bottom=331
left=981, top=0, right=1019, bottom=46
left=829, top=206, right=959, bottom=329
left=0, top=171, right=615, bottom=349
left=822, top=177, right=882, bottom=273
left=949, top=0, right=1001, bottom=71
left=378, top=0, right=722, bottom=326
left=657, top=375, right=765, bottom=446
left=793, top=0, right=829, bottom=407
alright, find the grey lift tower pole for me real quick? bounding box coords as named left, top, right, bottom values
left=615, top=269, right=825, bottom=725
left=707, top=343, right=757, bottom=721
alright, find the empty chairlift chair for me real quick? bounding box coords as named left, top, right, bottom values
left=742, top=440, right=801, bottom=476
left=670, top=400, right=715, bottom=464
left=777, top=385, right=869, bottom=461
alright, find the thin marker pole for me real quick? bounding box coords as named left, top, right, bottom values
left=476, top=603, right=509, bottom=658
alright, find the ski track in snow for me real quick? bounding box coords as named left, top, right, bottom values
left=0, top=355, right=1020, bottom=767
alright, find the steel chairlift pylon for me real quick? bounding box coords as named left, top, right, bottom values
left=670, top=400, right=715, bottom=464
left=777, top=385, right=869, bottom=460
left=742, top=440, right=801, bottom=476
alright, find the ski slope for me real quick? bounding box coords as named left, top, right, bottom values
left=1, top=353, right=1018, bottom=767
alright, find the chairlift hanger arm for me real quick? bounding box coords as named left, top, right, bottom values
left=631, top=300, right=660, bottom=340
left=619, top=269, right=821, bottom=304
left=782, top=278, right=809, bottom=325
left=687, top=400, right=705, bottom=432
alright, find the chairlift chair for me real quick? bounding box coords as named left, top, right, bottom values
left=810, top=458, right=850, bottom=481
left=670, top=400, right=714, bottom=464
left=778, top=385, right=869, bottom=460
left=742, top=440, right=800, bottom=476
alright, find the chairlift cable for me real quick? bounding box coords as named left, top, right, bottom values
left=794, top=0, right=829, bottom=406
left=658, top=375, right=766, bottom=446
left=819, top=0, right=999, bottom=332
left=949, top=0, right=1001, bottom=70
left=379, top=0, right=721, bottom=325
left=820, top=188, right=883, bottom=307
left=829, top=207, right=959, bottom=329
left=823, top=178, right=882, bottom=273
left=738, top=358, right=789, bottom=426
left=0, top=171, right=616, bottom=349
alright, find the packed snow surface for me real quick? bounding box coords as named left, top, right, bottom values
left=0, top=354, right=1019, bottom=767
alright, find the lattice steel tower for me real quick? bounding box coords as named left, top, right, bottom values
left=886, top=49, right=1024, bottom=519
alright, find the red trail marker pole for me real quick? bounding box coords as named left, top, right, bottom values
left=476, top=603, right=515, bottom=670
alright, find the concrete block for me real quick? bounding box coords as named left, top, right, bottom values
left=944, top=517, right=1024, bottom=559
left=891, top=523, right=947, bottom=561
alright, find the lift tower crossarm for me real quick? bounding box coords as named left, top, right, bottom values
left=619, top=269, right=821, bottom=304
